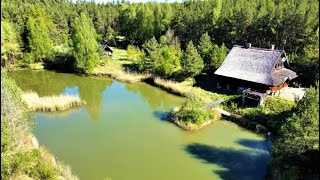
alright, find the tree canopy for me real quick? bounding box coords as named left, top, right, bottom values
left=1, top=21, right=21, bottom=67
left=71, top=13, right=100, bottom=74
left=181, top=41, right=204, bottom=77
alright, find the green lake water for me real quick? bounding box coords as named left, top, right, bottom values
left=8, top=70, right=271, bottom=180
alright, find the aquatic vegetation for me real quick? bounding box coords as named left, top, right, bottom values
left=22, top=92, right=84, bottom=112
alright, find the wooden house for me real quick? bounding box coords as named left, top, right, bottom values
left=214, top=44, right=297, bottom=106
left=100, top=43, right=113, bottom=58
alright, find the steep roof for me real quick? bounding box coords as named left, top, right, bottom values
left=100, top=43, right=113, bottom=52
left=214, top=46, right=297, bottom=86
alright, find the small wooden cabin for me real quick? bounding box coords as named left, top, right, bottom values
left=214, top=44, right=297, bottom=106
left=214, top=44, right=297, bottom=93
left=100, top=43, right=113, bottom=58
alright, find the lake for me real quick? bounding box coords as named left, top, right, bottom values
left=8, top=70, right=271, bottom=180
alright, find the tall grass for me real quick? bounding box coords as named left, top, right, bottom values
left=153, top=77, right=230, bottom=103
left=153, top=77, right=190, bottom=96
left=92, top=61, right=150, bottom=83
left=22, top=92, right=84, bottom=112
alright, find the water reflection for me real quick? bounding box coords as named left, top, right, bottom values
left=8, top=70, right=182, bottom=121
left=8, top=70, right=113, bottom=120
left=125, top=82, right=182, bottom=110
left=8, top=70, right=270, bottom=180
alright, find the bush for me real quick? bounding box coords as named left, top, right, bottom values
left=1, top=74, right=34, bottom=149
left=1, top=75, right=78, bottom=180
left=175, top=98, right=213, bottom=125
left=262, top=96, right=296, bottom=114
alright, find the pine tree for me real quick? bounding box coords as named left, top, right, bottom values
left=141, top=37, right=159, bottom=72
left=273, top=83, right=319, bottom=158
left=197, top=32, right=212, bottom=66
left=71, top=13, right=100, bottom=74
left=181, top=41, right=204, bottom=77
left=210, top=43, right=228, bottom=70
left=104, top=26, right=115, bottom=45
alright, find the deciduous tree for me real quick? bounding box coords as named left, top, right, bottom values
left=71, top=13, right=100, bottom=74
left=1, top=21, right=21, bottom=67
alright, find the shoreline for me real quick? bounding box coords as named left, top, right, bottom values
left=9, top=68, right=269, bottom=135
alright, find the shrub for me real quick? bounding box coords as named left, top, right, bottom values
left=1, top=75, right=78, bottom=180
left=262, top=96, right=296, bottom=114
left=1, top=74, right=34, bottom=150
left=174, top=98, right=213, bottom=125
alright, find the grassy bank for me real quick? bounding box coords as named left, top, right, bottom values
left=222, top=96, right=297, bottom=134
left=92, top=60, right=150, bottom=83
left=91, top=47, right=151, bottom=83
left=1, top=74, right=78, bottom=179
left=22, top=92, right=85, bottom=112
left=153, top=77, right=235, bottom=103
left=90, top=46, right=236, bottom=131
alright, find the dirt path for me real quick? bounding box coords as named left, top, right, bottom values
left=277, top=87, right=306, bottom=101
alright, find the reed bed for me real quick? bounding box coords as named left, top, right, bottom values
left=110, top=71, right=150, bottom=83
left=22, top=92, right=84, bottom=112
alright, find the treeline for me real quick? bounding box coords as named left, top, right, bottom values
left=127, top=32, right=227, bottom=79
left=1, top=0, right=319, bottom=84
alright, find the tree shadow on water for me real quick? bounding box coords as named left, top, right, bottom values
left=153, top=111, right=170, bottom=122
left=185, top=139, right=270, bottom=180
left=236, top=139, right=272, bottom=152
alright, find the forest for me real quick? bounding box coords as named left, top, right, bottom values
left=1, top=0, right=319, bottom=85
left=1, top=0, right=319, bottom=179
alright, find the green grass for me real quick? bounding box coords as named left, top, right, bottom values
left=153, top=77, right=235, bottom=103
left=109, top=46, right=130, bottom=62
left=92, top=59, right=150, bottom=83
left=228, top=96, right=297, bottom=132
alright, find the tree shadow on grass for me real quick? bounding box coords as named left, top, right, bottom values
left=122, top=63, right=140, bottom=72
left=185, top=139, right=270, bottom=180
left=170, top=70, right=190, bottom=82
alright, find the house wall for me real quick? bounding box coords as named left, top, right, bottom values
left=214, top=75, right=270, bottom=93
left=267, top=82, right=288, bottom=93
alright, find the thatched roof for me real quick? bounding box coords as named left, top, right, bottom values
left=214, top=46, right=297, bottom=86
left=100, top=43, right=113, bottom=52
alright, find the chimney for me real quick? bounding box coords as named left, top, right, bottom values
left=271, top=44, right=275, bottom=50
left=245, top=43, right=251, bottom=49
